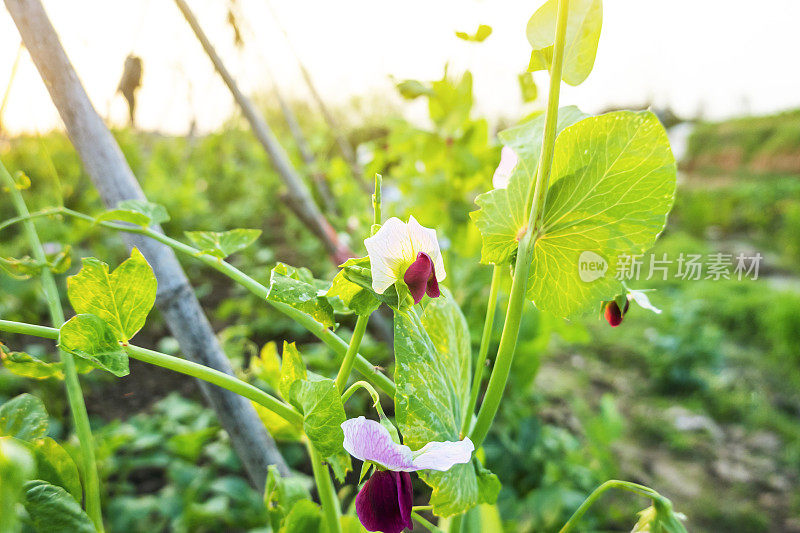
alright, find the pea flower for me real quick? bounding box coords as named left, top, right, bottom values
left=364, top=216, right=446, bottom=305
left=602, top=288, right=662, bottom=327
left=342, top=416, right=474, bottom=533
left=492, top=145, right=518, bottom=189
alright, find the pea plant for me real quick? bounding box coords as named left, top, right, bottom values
left=0, top=1, right=689, bottom=532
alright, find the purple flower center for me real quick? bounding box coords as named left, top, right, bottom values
left=403, top=252, right=440, bottom=304
left=356, top=470, right=413, bottom=533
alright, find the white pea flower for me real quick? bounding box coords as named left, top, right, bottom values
left=364, top=216, right=446, bottom=304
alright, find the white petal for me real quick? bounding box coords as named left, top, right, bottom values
left=341, top=417, right=415, bottom=471
left=407, top=215, right=446, bottom=282
left=364, top=217, right=415, bottom=294
left=492, top=146, right=518, bottom=189
left=411, top=438, right=474, bottom=471
left=628, top=289, right=662, bottom=314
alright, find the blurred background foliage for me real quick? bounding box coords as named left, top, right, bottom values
left=1, top=67, right=800, bottom=532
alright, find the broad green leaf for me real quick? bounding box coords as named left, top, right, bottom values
left=527, top=111, right=676, bottom=317
left=279, top=343, right=351, bottom=481
left=327, top=262, right=381, bottom=316
left=266, top=263, right=335, bottom=329
left=59, top=314, right=130, bottom=377
left=185, top=228, right=262, bottom=259
left=96, top=199, right=169, bottom=226
left=0, top=437, right=34, bottom=533
left=526, top=0, right=602, bottom=86
left=420, top=288, right=472, bottom=418
left=518, top=72, right=538, bottom=103
left=455, top=24, right=492, bottom=42
left=67, top=248, right=157, bottom=342
left=471, top=106, right=588, bottom=265
left=280, top=499, right=322, bottom=533
left=393, top=305, right=498, bottom=516
left=396, top=79, right=433, bottom=100
left=23, top=480, right=96, bottom=533
left=0, top=394, right=48, bottom=441
left=25, top=438, right=82, bottom=503
left=265, top=464, right=312, bottom=531
left=0, top=344, right=64, bottom=380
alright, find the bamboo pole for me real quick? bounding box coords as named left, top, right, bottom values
left=3, top=0, right=289, bottom=487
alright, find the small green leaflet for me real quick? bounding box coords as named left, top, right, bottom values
left=518, top=72, right=538, bottom=103
left=279, top=342, right=351, bottom=481
left=526, top=0, right=602, bottom=86
left=471, top=106, right=588, bottom=265
left=527, top=111, right=676, bottom=317
left=24, top=438, right=83, bottom=503
left=0, top=438, right=35, bottom=533
left=396, top=79, right=433, bottom=100
left=280, top=499, right=322, bottom=533
left=185, top=228, right=262, bottom=259
left=455, top=24, right=492, bottom=42
left=265, top=464, right=312, bottom=531
left=59, top=314, right=130, bottom=377
left=327, top=257, right=381, bottom=316
left=393, top=293, right=499, bottom=516
left=23, top=480, right=96, bottom=533
left=67, top=248, right=157, bottom=342
left=96, top=199, right=170, bottom=227
left=266, top=263, right=335, bottom=329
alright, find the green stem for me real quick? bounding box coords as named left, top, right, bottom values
left=461, top=265, right=502, bottom=437
left=372, top=173, right=382, bottom=230
left=335, top=314, right=370, bottom=393
left=0, top=320, right=303, bottom=427
left=558, top=479, right=663, bottom=533
left=448, top=513, right=463, bottom=533
left=341, top=380, right=379, bottom=406
left=412, top=511, right=444, bottom=533
left=469, top=0, right=570, bottom=448
left=0, top=161, right=105, bottom=531
left=0, top=206, right=396, bottom=396
left=307, top=441, right=342, bottom=533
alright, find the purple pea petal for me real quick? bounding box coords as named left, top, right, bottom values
left=356, top=470, right=414, bottom=533
left=403, top=252, right=434, bottom=304
left=342, top=417, right=415, bottom=471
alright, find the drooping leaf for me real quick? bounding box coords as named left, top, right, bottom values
left=22, top=480, right=96, bottom=533
left=455, top=24, right=493, bottom=42
left=266, top=263, right=335, bottom=329
left=250, top=341, right=282, bottom=391
left=25, top=438, right=83, bottom=503
left=0, top=344, right=64, bottom=380
left=0, top=255, right=41, bottom=279
left=526, top=111, right=676, bottom=317
left=185, top=228, right=262, bottom=259
left=67, top=248, right=157, bottom=342
left=96, top=199, right=169, bottom=227
left=0, top=393, right=48, bottom=441
left=471, top=106, right=588, bottom=265
left=526, top=0, right=603, bottom=86
left=279, top=343, right=351, bottom=481
left=393, top=302, right=499, bottom=516
left=252, top=401, right=303, bottom=442
left=0, top=437, right=35, bottom=533
left=59, top=314, right=129, bottom=377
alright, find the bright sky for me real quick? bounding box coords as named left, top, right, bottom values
left=1, top=0, right=799, bottom=135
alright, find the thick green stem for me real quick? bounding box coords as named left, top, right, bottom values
left=1, top=161, right=104, bottom=531
left=372, top=173, right=382, bottom=230
left=0, top=206, right=396, bottom=396
left=335, top=314, right=370, bottom=393
left=469, top=0, right=570, bottom=448
left=0, top=320, right=303, bottom=427
left=558, top=480, right=664, bottom=533
left=307, top=441, right=342, bottom=533
left=461, top=265, right=502, bottom=437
